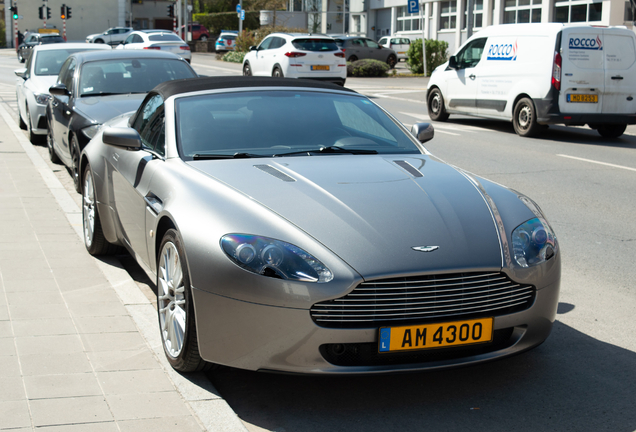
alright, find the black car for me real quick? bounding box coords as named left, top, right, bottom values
left=18, top=33, right=66, bottom=63
left=47, top=50, right=197, bottom=192
left=332, top=36, right=398, bottom=68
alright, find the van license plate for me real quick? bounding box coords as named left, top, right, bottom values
left=567, top=94, right=598, bottom=103
left=311, top=65, right=329, bottom=71
left=379, top=317, right=494, bottom=353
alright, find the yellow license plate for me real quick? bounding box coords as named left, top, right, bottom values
left=398, top=51, right=406, bottom=54
left=379, top=317, right=494, bottom=353
left=311, top=65, right=329, bottom=71
left=567, top=94, right=598, bottom=103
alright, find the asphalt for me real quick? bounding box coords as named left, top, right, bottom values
left=0, top=101, right=247, bottom=430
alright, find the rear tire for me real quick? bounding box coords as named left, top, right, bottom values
left=199, top=35, right=208, bottom=41
left=596, top=124, right=626, bottom=138
left=71, top=135, right=82, bottom=193
left=272, top=66, right=284, bottom=78
left=427, top=88, right=449, bottom=122
left=387, top=54, right=397, bottom=69
left=158, top=229, right=210, bottom=372
left=513, top=97, right=540, bottom=137
left=348, top=55, right=358, bottom=62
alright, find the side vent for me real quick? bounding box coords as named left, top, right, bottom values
left=394, top=160, right=423, bottom=178
left=254, top=164, right=296, bottom=182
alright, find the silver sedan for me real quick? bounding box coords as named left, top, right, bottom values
left=80, top=77, right=560, bottom=374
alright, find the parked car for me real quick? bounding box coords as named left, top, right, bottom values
left=80, top=76, right=560, bottom=374
left=427, top=23, right=636, bottom=138
left=14, top=43, right=112, bottom=144
left=242, top=33, right=346, bottom=86
left=17, top=32, right=65, bottom=63
left=378, top=36, right=411, bottom=61
left=86, top=27, right=133, bottom=46
left=115, top=30, right=191, bottom=63
left=180, top=23, right=210, bottom=41
left=332, top=36, right=398, bottom=68
left=215, top=30, right=238, bottom=52
left=47, top=50, right=197, bottom=192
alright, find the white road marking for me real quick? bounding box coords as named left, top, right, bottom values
left=557, top=154, right=636, bottom=172
left=434, top=129, right=461, bottom=136
left=364, top=93, right=427, bottom=104
left=190, top=63, right=242, bottom=74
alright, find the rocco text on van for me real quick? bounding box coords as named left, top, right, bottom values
left=569, top=36, right=603, bottom=50
left=486, top=40, right=518, bottom=61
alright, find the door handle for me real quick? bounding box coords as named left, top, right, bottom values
left=469, top=74, right=476, bottom=80
left=611, top=76, right=624, bottom=80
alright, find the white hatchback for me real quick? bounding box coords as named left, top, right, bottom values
left=115, top=30, right=191, bottom=63
left=242, top=33, right=346, bottom=86
left=378, top=36, right=411, bottom=61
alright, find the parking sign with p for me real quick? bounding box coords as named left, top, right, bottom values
left=408, top=0, right=419, bottom=14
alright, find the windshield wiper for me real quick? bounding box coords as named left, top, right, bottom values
left=274, top=146, right=378, bottom=157
left=192, top=152, right=266, bottom=160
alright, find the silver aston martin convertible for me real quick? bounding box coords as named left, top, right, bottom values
left=80, top=77, right=560, bottom=374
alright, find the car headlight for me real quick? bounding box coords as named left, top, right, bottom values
left=221, top=234, right=333, bottom=283
left=511, top=218, right=557, bottom=268
left=81, top=124, right=101, bottom=139
left=35, top=93, right=51, bottom=105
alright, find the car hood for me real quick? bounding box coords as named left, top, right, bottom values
left=31, top=75, right=58, bottom=95
left=188, top=155, right=504, bottom=278
left=74, top=94, right=146, bottom=124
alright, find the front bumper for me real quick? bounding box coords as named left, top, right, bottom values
left=192, top=276, right=560, bottom=374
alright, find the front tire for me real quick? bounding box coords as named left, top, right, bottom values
left=47, top=128, right=61, bottom=163
left=18, top=51, right=25, bottom=63
left=199, top=35, right=208, bottom=41
left=272, top=66, right=284, bottom=78
left=82, top=165, right=118, bottom=255
left=596, top=124, right=626, bottom=138
left=243, top=62, right=252, bottom=76
left=513, top=97, right=540, bottom=137
left=158, top=229, right=208, bottom=372
left=427, top=88, right=449, bottom=122
left=94, top=39, right=104, bottom=44
left=26, top=107, right=44, bottom=145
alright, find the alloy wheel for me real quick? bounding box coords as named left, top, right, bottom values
left=82, top=170, right=96, bottom=248
left=158, top=241, right=187, bottom=358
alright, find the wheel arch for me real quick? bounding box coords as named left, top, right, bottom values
left=155, top=215, right=178, bottom=263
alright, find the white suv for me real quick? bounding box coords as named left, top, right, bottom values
left=242, top=33, right=346, bottom=86
left=378, top=36, right=411, bottom=61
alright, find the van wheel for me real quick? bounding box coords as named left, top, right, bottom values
left=513, top=98, right=539, bottom=137
left=427, top=88, right=449, bottom=122
left=596, top=124, right=626, bottom=139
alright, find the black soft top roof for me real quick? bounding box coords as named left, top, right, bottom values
left=151, top=76, right=356, bottom=100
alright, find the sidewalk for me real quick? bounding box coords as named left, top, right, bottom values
left=0, top=105, right=246, bottom=430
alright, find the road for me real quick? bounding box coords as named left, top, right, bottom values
left=2, top=49, right=636, bottom=432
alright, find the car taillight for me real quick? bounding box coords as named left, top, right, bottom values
left=181, top=45, right=190, bottom=51
left=341, top=48, right=346, bottom=52
left=334, top=52, right=345, bottom=58
left=284, top=52, right=307, bottom=58
left=552, top=51, right=561, bottom=91
left=144, top=46, right=161, bottom=50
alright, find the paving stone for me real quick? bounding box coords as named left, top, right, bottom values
left=96, top=369, right=175, bottom=395
left=118, top=416, right=205, bottom=432
left=30, top=396, right=113, bottom=427
left=20, top=352, right=92, bottom=376
left=87, top=349, right=162, bottom=372
left=106, top=392, right=191, bottom=421
left=74, top=315, right=138, bottom=334
left=0, top=400, right=31, bottom=429
left=15, top=334, right=84, bottom=356
left=24, top=373, right=102, bottom=399
left=80, top=332, right=147, bottom=353
left=12, top=318, right=77, bottom=337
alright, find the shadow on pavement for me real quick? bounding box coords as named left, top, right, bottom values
left=208, top=304, right=636, bottom=431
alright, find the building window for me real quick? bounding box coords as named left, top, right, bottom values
left=396, top=6, right=422, bottom=32
left=554, top=1, right=603, bottom=23
left=463, top=0, right=484, bottom=29
left=440, top=1, right=457, bottom=30
left=504, top=0, right=542, bottom=23
left=625, top=1, right=635, bottom=21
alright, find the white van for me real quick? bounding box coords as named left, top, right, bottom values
left=427, top=23, right=636, bottom=138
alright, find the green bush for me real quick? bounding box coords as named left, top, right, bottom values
left=194, top=11, right=260, bottom=35
left=406, top=39, right=449, bottom=76
left=0, top=20, right=5, bottom=48
left=223, top=51, right=245, bottom=63
left=347, top=59, right=390, bottom=77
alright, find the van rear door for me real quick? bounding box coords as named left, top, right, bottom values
left=559, top=27, right=604, bottom=115
left=601, top=30, right=636, bottom=114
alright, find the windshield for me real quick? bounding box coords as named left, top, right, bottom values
left=79, top=58, right=195, bottom=97
left=291, top=39, right=339, bottom=51
left=41, top=36, right=65, bottom=44
left=35, top=49, right=105, bottom=76
left=149, top=34, right=183, bottom=42
left=176, top=90, right=421, bottom=159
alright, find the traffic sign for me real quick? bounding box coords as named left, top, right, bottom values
left=236, top=4, right=241, bottom=12
left=241, top=10, right=245, bottom=20
left=408, top=0, right=419, bottom=14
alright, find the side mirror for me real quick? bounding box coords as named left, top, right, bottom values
left=49, top=83, right=70, bottom=97
left=14, top=68, right=27, bottom=79
left=411, top=122, right=434, bottom=144
left=103, top=127, right=142, bottom=150
left=448, top=55, right=458, bottom=69
left=249, top=45, right=257, bottom=51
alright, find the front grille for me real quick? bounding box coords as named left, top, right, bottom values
left=311, top=272, right=535, bottom=328
left=320, top=327, right=516, bottom=367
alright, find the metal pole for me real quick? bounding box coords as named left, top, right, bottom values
left=467, top=0, right=474, bottom=39
left=421, top=1, right=427, bottom=76
left=14, top=7, right=18, bottom=52
left=239, top=0, right=243, bottom=34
